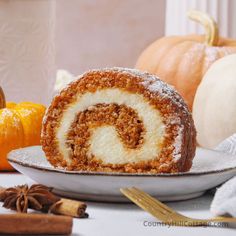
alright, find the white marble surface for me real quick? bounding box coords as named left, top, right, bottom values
left=0, top=173, right=236, bottom=236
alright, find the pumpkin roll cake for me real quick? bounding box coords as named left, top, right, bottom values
left=41, top=68, right=196, bottom=173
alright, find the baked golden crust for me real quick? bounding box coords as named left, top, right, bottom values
left=41, top=68, right=196, bottom=173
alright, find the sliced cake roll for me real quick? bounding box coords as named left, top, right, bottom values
left=41, top=68, right=196, bottom=173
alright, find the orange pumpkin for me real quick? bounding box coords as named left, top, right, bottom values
left=0, top=86, right=46, bottom=170
left=136, top=10, right=236, bottom=109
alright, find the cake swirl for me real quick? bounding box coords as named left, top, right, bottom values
left=41, top=68, right=196, bottom=173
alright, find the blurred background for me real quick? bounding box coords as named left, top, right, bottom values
left=0, top=0, right=236, bottom=104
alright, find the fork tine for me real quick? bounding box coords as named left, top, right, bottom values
left=120, top=188, right=169, bottom=221
left=120, top=188, right=162, bottom=215
left=131, top=187, right=179, bottom=215
left=131, top=187, right=187, bottom=220
left=130, top=187, right=172, bottom=216
left=131, top=187, right=172, bottom=213
left=122, top=187, right=187, bottom=220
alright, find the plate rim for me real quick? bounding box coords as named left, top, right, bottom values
left=7, top=146, right=236, bottom=178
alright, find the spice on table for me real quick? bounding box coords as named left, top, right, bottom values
left=50, top=198, right=88, bottom=218
left=0, top=213, right=72, bottom=235
left=0, top=186, right=5, bottom=198
left=0, top=184, right=60, bottom=213
left=0, top=184, right=88, bottom=218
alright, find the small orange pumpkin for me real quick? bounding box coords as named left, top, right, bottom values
left=0, top=86, right=46, bottom=170
left=136, top=10, right=236, bottom=109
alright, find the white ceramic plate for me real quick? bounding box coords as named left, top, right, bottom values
left=7, top=146, right=236, bottom=202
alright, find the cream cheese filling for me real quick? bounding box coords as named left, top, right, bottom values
left=56, top=88, right=165, bottom=165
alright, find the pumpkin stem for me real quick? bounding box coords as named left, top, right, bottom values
left=0, top=86, right=6, bottom=109
left=187, top=10, right=219, bottom=46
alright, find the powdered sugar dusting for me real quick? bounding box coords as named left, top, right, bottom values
left=204, top=46, right=232, bottom=67
left=204, top=46, right=220, bottom=68
left=51, top=67, right=190, bottom=116
left=96, top=67, right=190, bottom=115
left=173, top=126, right=183, bottom=161
left=43, top=67, right=194, bottom=165
left=184, top=43, right=236, bottom=74
left=0, top=109, right=20, bottom=127
left=42, top=106, right=50, bottom=126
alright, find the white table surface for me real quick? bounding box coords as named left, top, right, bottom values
left=0, top=173, right=235, bottom=236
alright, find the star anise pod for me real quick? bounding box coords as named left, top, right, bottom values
left=0, top=184, right=60, bottom=213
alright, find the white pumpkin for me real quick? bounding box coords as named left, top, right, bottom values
left=193, top=54, right=236, bottom=148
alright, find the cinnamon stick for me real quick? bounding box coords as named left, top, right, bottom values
left=50, top=198, right=88, bottom=218
left=0, top=187, right=5, bottom=199
left=0, top=214, right=72, bottom=235
left=0, top=185, right=88, bottom=218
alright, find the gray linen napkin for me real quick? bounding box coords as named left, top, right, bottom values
left=211, top=134, right=236, bottom=216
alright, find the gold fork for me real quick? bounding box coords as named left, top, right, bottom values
left=120, top=187, right=236, bottom=227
